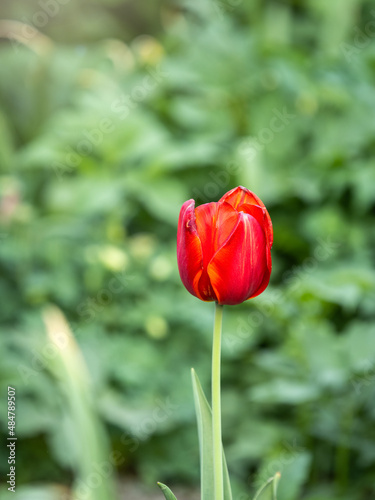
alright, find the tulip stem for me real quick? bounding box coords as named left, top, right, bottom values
left=212, top=302, right=224, bottom=500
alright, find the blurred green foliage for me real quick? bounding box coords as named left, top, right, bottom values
left=0, top=0, right=375, bottom=499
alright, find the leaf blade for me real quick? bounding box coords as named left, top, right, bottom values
left=253, top=472, right=281, bottom=500
left=157, top=482, right=178, bottom=500
left=191, top=368, right=232, bottom=500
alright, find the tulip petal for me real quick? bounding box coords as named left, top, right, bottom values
left=195, top=202, right=239, bottom=266
left=207, top=212, right=267, bottom=305
left=195, top=202, right=239, bottom=301
left=237, top=203, right=272, bottom=298
left=238, top=203, right=273, bottom=256
left=177, top=200, right=204, bottom=300
left=247, top=245, right=271, bottom=300
left=194, top=202, right=218, bottom=300
left=220, top=186, right=273, bottom=247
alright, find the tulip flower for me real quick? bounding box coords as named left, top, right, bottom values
left=177, top=186, right=273, bottom=306
left=159, top=186, right=278, bottom=500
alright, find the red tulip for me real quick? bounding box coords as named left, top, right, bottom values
left=177, top=186, right=273, bottom=306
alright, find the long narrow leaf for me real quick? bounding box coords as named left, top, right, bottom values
left=253, top=472, right=281, bottom=500
left=191, top=368, right=232, bottom=500
left=157, top=482, right=178, bottom=500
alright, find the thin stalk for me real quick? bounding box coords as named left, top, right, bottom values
left=212, top=302, right=224, bottom=500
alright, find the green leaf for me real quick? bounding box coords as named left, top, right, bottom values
left=157, top=482, right=178, bottom=500
left=191, top=368, right=232, bottom=500
left=253, top=473, right=281, bottom=500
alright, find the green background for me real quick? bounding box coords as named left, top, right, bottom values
left=0, top=0, right=375, bottom=499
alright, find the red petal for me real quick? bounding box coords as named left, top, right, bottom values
left=238, top=203, right=273, bottom=254
left=207, top=212, right=268, bottom=305
left=195, top=201, right=239, bottom=301
left=220, top=186, right=273, bottom=247
left=246, top=240, right=272, bottom=300
left=177, top=200, right=204, bottom=300
left=219, top=186, right=258, bottom=209
left=238, top=204, right=272, bottom=295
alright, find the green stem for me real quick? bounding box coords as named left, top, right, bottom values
left=212, top=302, right=224, bottom=500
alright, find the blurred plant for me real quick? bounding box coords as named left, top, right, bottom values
left=0, top=0, right=375, bottom=499
left=43, top=306, right=116, bottom=500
